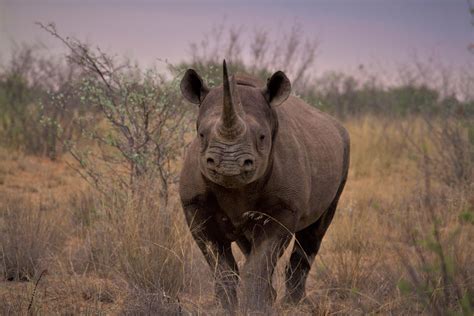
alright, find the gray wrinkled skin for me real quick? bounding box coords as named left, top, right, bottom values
left=179, top=61, right=350, bottom=312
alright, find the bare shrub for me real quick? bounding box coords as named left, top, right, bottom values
left=394, top=62, right=474, bottom=313
left=394, top=62, right=473, bottom=187
left=182, top=22, right=318, bottom=93
left=400, top=115, right=472, bottom=188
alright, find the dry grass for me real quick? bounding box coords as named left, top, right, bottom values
left=0, top=116, right=472, bottom=314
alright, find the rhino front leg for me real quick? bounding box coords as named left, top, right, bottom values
left=239, top=215, right=293, bottom=312
left=183, top=204, right=239, bottom=311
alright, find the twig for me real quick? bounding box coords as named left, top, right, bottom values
left=27, top=269, right=47, bottom=313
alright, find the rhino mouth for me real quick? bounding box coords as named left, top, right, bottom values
left=207, top=169, right=255, bottom=188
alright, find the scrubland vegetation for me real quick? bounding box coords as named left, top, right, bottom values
left=0, top=24, right=472, bottom=314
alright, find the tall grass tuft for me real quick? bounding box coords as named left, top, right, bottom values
left=0, top=197, right=63, bottom=281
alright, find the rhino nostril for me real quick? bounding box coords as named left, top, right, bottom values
left=243, top=159, right=254, bottom=169
left=207, top=157, right=215, bottom=167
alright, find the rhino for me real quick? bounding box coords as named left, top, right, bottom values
left=179, top=61, right=350, bottom=312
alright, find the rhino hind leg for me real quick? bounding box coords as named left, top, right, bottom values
left=284, top=196, right=341, bottom=304
left=285, top=143, right=349, bottom=305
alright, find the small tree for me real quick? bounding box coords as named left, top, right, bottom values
left=40, top=23, right=193, bottom=204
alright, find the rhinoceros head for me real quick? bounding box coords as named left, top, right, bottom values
left=180, top=60, right=291, bottom=188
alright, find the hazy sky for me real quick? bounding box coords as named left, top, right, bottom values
left=1, top=0, right=473, bottom=76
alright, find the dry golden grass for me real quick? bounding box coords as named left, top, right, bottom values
left=0, top=116, right=472, bottom=315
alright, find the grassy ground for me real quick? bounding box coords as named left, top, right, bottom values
left=0, top=116, right=472, bottom=315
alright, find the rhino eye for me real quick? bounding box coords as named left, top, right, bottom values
left=199, top=133, right=204, bottom=139
left=259, top=135, right=265, bottom=141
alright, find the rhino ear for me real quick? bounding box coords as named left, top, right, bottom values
left=180, top=69, right=209, bottom=104
left=262, top=71, right=291, bottom=106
